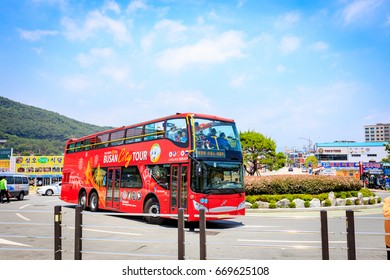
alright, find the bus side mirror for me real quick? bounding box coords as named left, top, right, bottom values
left=196, top=163, right=202, bottom=177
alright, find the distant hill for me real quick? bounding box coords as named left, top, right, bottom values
left=0, top=96, right=111, bottom=155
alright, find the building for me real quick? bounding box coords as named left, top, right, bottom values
left=364, top=123, right=390, bottom=142
left=315, top=141, right=388, bottom=177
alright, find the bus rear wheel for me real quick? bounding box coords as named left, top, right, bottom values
left=144, top=197, right=164, bottom=225
left=79, top=191, right=87, bottom=210
left=89, top=192, right=98, bottom=212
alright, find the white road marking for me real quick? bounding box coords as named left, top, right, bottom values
left=0, top=238, right=31, bottom=247
left=19, top=204, right=30, bottom=210
left=15, top=213, right=30, bottom=221
left=238, top=239, right=346, bottom=244
left=68, top=226, right=141, bottom=236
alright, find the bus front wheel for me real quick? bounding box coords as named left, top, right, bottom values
left=144, top=197, right=164, bottom=225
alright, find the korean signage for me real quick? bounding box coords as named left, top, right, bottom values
left=321, top=162, right=359, bottom=168
left=196, top=149, right=226, bottom=159
left=0, top=148, right=12, bottom=172
left=15, top=156, right=63, bottom=175
left=0, top=148, right=12, bottom=159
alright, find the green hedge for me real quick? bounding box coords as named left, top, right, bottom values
left=244, top=175, right=363, bottom=195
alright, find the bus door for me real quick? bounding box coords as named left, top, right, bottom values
left=170, top=164, right=188, bottom=215
left=106, top=167, right=121, bottom=209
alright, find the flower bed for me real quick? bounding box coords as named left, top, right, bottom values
left=244, top=175, right=362, bottom=195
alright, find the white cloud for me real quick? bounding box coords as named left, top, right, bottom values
left=386, top=15, right=390, bottom=26
left=18, top=29, right=58, bottom=41
left=61, top=75, right=92, bottom=92
left=276, top=64, right=286, bottom=73
left=61, top=10, right=131, bottom=43
left=140, top=19, right=187, bottom=52
left=99, top=66, right=129, bottom=82
left=341, top=0, right=382, bottom=25
left=141, top=32, right=155, bottom=52
left=157, top=30, right=246, bottom=72
left=76, top=48, right=115, bottom=67
left=230, top=74, right=250, bottom=87
left=157, top=90, right=212, bottom=111
left=280, top=35, right=301, bottom=54
left=154, top=19, right=187, bottom=42
left=102, top=0, right=121, bottom=14
left=311, top=41, right=329, bottom=51
left=274, top=10, right=301, bottom=30
left=127, top=0, right=148, bottom=12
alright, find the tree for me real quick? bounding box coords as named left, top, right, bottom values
left=382, top=142, right=390, bottom=163
left=240, top=130, right=286, bottom=175
left=304, top=155, right=318, bottom=168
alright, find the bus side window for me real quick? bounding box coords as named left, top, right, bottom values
left=67, top=143, right=75, bottom=153
left=75, top=141, right=83, bottom=152
left=144, top=121, right=164, bottom=141
left=146, top=164, right=170, bottom=190
left=166, top=118, right=188, bottom=146
left=96, top=133, right=109, bottom=148
left=121, top=167, right=142, bottom=188
left=110, top=130, right=125, bottom=146
left=125, top=126, right=143, bottom=144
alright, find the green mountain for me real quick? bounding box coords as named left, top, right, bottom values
left=0, top=96, right=111, bottom=155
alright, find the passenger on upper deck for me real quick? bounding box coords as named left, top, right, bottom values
left=217, top=132, right=231, bottom=150
left=206, top=128, right=218, bottom=148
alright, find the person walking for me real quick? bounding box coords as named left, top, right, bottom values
left=384, top=196, right=390, bottom=260
left=0, top=176, right=10, bottom=203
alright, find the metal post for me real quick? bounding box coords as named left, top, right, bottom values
left=178, top=208, right=185, bottom=260
left=199, top=208, right=206, bottom=260
left=320, top=210, right=329, bottom=260
left=54, top=205, right=62, bottom=260
left=346, top=210, right=356, bottom=260
left=74, top=205, right=83, bottom=260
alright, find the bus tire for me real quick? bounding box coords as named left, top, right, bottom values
left=79, top=190, right=87, bottom=210
left=144, top=197, right=164, bottom=225
left=89, top=192, right=98, bottom=212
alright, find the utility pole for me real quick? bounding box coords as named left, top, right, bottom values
left=299, top=137, right=312, bottom=154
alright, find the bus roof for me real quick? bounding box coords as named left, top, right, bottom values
left=66, top=112, right=236, bottom=143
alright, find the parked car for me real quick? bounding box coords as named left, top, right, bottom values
left=302, top=167, right=308, bottom=173
left=37, top=182, right=62, bottom=196
left=288, top=167, right=293, bottom=172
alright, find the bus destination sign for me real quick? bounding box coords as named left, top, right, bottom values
left=196, top=149, right=226, bottom=159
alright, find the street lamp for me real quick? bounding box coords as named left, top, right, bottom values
left=299, top=137, right=312, bottom=153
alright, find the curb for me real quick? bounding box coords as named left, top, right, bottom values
left=246, top=203, right=383, bottom=213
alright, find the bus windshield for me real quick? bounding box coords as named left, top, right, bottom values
left=192, top=161, right=244, bottom=194
left=193, top=118, right=241, bottom=151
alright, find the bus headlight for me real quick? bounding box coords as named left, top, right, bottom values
left=193, top=200, right=209, bottom=212
left=237, top=200, right=246, bottom=210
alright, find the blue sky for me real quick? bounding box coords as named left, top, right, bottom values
left=1, top=0, right=390, bottom=151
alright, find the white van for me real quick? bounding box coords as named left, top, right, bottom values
left=0, top=172, right=29, bottom=200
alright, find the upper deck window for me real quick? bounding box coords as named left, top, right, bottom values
left=166, top=118, right=188, bottom=145
left=125, top=126, right=143, bottom=144
left=144, top=121, right=165, bottom=141
left=193, top=118, right=240, bottom=151
left=96, top=133, right=109, bottom=148
left=110, top=130, right=125, bottom=146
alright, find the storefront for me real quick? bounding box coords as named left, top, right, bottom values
left=14, top=155, right=63, bottom=187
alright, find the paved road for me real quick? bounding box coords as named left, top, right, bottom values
left=0, top=192, right=388, bottom=260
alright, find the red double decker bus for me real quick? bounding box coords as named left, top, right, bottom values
left=60, top=113, right=245, bottom=224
